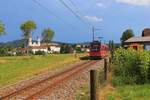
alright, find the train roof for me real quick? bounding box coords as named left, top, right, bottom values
left=90, top=41, right=108, bottom=47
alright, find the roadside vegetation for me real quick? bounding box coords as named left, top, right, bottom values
left=0, top=54, right=82, bottom=87
left=104, top=48, right=150, bottom=99
left=112, top=48, right=150, bottom=85
left=107, top=84, right=150, bottom=100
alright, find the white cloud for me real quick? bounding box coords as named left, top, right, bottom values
left=84, top=16, right=103, bottom=22
left=96, top=2, right=106, bottom=8
left=116, top=0, right=150, bottom=6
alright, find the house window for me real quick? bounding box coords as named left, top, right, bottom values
left=133, top=46, right=138, bottom=50
left=145, top=45, right=150, bottom=50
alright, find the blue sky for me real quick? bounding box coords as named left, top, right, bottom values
left=0, top=0, right=150, bottom=43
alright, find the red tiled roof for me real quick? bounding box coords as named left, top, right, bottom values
left=28, top=46, right=47, bottom=49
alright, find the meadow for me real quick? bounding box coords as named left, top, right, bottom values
left=0, top=54, right=81, bottom=87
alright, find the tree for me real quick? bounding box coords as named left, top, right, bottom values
left=20, top=20, right=36, bottom=49
left=120, top=29, right=134, bottom=44
left=0, top=21, right=5, bottom=35
left=41, top=28, right=54, bottom=42
left=20, top=20, right=37, bottom=39
left=60, top=44, right=73, bottom=54
left=109, top=40, right=115, bottom=59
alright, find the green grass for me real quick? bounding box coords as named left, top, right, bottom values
left=106, top=84, right=150, bottom=100
left=0, top=54, right=81, bottom=87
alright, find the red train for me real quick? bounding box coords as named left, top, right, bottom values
left=89, top=41, right=109, bottom=59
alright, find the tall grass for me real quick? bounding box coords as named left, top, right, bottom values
left=107, top=84, right=150, bottom=100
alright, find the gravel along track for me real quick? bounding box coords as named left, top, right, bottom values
left=0, top=60, right=102, bottom=100
left=38, top=60, right=103, bottom=100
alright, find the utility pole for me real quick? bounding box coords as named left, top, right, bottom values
left=92, top=26, right=95, bottom=42
left=92, top=26, right=102, bottom=42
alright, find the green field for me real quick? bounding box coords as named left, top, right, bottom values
left=106, top=84, right=150, bottom=100
left=0, top=54, right=81, bottom=87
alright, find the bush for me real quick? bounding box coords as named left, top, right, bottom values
left=35, top=51, right=46, bottom=55
left=0, top=47, right=12, bottom=56
left=60, top=44, right=73, bottom=54
left=112, top=48, right=150, bottom=85
left=75, top=47, right=82, bottom=53
left=28, top=50, right=34, bottom=55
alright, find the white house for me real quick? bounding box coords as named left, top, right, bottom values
left=49, top=45, right=61, bottom=53
left=28, top=37, right=61, bottom=54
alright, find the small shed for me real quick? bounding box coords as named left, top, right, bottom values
left=124, top=36, right=150, bottom=50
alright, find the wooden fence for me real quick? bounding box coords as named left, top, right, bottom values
left=90, top=58, right=111, bottom=100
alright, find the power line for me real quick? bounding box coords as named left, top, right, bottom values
left=32, top=0, right=80, bottom=30
left=68, top=0, right=79, bottom=12
left=68, top=0, right=86, bottom=20
left=67, top=0, right=94, bottom=27
left=68, top=0, right=104, bottom=28
left=58, top=0, right=88, bottom=25
left=68, top=0, right=86, bottom=17
left=92, top=26, right=102, bottom=41
left=67, top=0, right=104, bottom=38
left=59, top=0, right=103, bottom=41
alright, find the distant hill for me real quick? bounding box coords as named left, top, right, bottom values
left=0, top=39, right=75, bottom=48
left=0, top=39, right=121, bottom=48
left=0, top=39, right=25, bottom=48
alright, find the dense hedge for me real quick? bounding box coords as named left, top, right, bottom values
left=112, top=48, right=150, bottom=85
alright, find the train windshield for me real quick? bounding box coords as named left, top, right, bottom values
left=90, top=41, right=101, bottom=52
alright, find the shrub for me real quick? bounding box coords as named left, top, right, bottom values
left=0, top=47, right=12, bottom=56
left=28, top=50, right=34, bottom=55
left=112, top=48, right=150, bottom=85
left=35, top=51, right=46, bottom=55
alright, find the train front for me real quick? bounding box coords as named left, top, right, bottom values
left=89, top=41, right=101, bottom=59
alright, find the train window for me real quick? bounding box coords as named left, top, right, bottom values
left=90, top=45, right=100, bottom=51
left=90, top=41, right=101, bottom=52
left=91, top=46, right=100, bottom=52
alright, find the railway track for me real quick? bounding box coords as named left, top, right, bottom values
left=0, top=60, right=99, bottom=100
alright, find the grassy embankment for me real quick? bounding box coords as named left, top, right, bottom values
left=106, top=84, right=150, bottom=100
left=0, top=54, right=84, bottom=87
left=100, top=48, right=150, bottom=100
left=99, top=73, right=150, bottom=100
